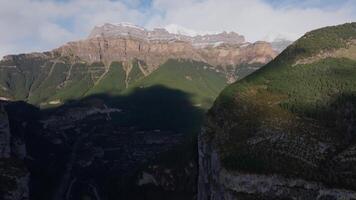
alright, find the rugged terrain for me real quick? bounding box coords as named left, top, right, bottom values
left=0, top=23, right=281, bottom=200
left=199, top=22, right=356, bottom=199
left=0, top=102, right=31, bottom=200
left=0, top=23, right=278, bottom=107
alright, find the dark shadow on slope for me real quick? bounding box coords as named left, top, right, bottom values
left=216, top=91, right=356, bottom=191
left=45, top=84, right=205, bottom=134
left=2, top=85, right=204, bottom=200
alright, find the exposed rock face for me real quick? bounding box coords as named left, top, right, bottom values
left=0, top=104, right=11, bottom=158
left=55, top=23, right=277, bottom=79
left=0, top=23, right=277, bottom=105
left=2, top=53, right=53, bottom=63
left=24, top=93, right=201, bottom=200
left=136, top=161, right=197, bottom=196
left=0, top=23, right=277, bottom=200
left=55, top=36, right=202, bottom=73
left=56, top=37, right=275, bottom=75
left=1, top=167, right=29, bottom=200
left=198, top=129, right=356, bottom=200
left=88, top=23, right=245, bottom=46
left=0, top=102, right=29, bottom=200
left=294, top=39, right=356, bottom=65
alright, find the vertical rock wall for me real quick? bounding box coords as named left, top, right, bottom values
left=0, top=102, right=29, bottom=200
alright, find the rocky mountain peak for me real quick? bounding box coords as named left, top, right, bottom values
left=89, top=22, right=147, bottom=39
left=87, top=23, right=245, bottom=47
left=50, top=23, right=277, bottom=82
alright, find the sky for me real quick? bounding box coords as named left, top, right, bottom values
left=0, top=0, right=356, bottom=58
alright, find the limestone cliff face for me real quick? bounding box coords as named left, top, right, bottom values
left=87, top=23, right=245, bottom=46
left=0, top=24, right=278, bottom=103
left=55, top=37, right=202, bottom=73
left=55, top=38, right=276, bottom=75
left=197, top=42, right=276, bottom=67
left=54, top=23, right=277, bottom=79
left=198, top=126, right=356, bottom=200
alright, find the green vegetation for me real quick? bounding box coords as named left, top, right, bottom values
left=28, top=62, right=70, bottom=103
left=0, top=58, right=228, bottom=109
left=279, top=22, right=356, bottom=62
left=28, top=62, right=96, bottom=104
left=209, top=23, right=356, bottom=187
left=105, top=85, right=204, bottom=134
left=86, top=62, right=127, bottom=96
left=226, top=63, right=264, bottom=81
left=127, top=59, right=145, bottom=85
left=0, top=56, right=49, bottom=100
left=131, top=59, right=227, bottom=108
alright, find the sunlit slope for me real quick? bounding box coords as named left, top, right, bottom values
left=0, top=57, right=228, bottom=109
left=131, top=59, right=228, bottom=108
left=207, top=22, right=356, bottom=188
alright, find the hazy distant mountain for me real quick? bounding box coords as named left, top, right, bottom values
left=271, top=38, right=293, bottom=52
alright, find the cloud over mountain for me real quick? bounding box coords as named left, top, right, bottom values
left=0, top=0, right=355, bottom=58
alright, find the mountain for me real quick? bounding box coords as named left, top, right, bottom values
left=0, top=23, right=277, bottom=107
left=59, top=23, right=276, bottom=82
left=88, top=23, right=245, bottom=46
left=199, top=22, right=356, bottom=199
left=0, top=23, right=278, bottom=200
left=164, top=24, right=214, bottom=37
left=270, top=38, right=293, bottom=52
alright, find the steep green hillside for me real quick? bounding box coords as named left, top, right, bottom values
left=131, top=59, right=227, bottom=108
left=0, top=56, right=102, bottom=105
left=0, top=57, right=228, bottom=109
left=207, top=22, right=356, bottom=189
left=44, top=62, right=95, bottom=103
left=0, top=54, right=50, bottom=100
left=85, top=62, right=127, bottom=96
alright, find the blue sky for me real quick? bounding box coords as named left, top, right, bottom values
left=266, top=0, right=348, bottom=8
left=111, top=0, right=353, bottom=10
left=0, top=0, right=355, bottom=58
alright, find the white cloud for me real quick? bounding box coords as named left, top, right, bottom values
left=0, top=0, right=356, bottom=58
left=164, top=24, right=217, bottom=36
left=147, top=0, right=356, bottom=42
left=0, top=0, right=146, bottom=58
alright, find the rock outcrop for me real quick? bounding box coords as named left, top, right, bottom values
left=0, top=104, right=11, bottom=158
left=88, top=23, right=245, bottom=46
left=198, top=128, right=356, bottom=200
left=0, top=23, right=278, bottom=105
left=55, top=23, right=277, bottom=80
left=0, top=102, right=29, bottom=200
left=0, top=23, right=280, bottom=200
